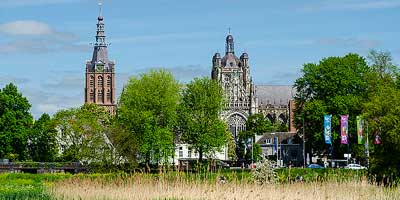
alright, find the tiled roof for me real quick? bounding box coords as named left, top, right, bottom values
left=255, top=85, right=295, bottom=106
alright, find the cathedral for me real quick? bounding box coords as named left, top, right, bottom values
left=84, top=6, right=116, bottom=115
left=211, top=34, right=296, bottom=140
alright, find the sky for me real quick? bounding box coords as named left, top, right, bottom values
left=1, top=0, right=400, bottom=118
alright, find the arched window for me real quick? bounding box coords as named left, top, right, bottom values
left=106, top=89, right=111, bottom=101
left=90, top=76, right=94, bottom=88
left=98, top=76, right=103, bottom=88
left=90, top=89, right=95, bottom=102
left=107, top=76, right=112, bottom=87
left=228, top=114, right=247, bottom=141
left=98, top=89, right=103, bottom=102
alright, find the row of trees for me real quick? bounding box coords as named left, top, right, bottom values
left=294, top=50, right=400, bottom=183
left=0, top=70, right=232, bottom=168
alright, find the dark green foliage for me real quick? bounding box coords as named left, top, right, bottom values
left=294, top=54, right=370, bottom=158
left=0, top=83, right=33, bottom=161
left=115, top=69, right=180, bottom=166
left=28, top=113, right=58, bottom=162
left=179, top=77, right=230, bottom=161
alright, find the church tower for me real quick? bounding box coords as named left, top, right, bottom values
left=85, top=3, right=116, bottom=115
left=211, top=34, right=257, bottom=140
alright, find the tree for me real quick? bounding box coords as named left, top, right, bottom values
left=28, top=113, right=58, bottom=162
left=0, top=83, right=33, bottom=161
left=53, top=104, right=114, bottom=164
left=362, top=50, right=400, bottom=184
left=246, top=114, right=273, bottom=135
left=115, top=69, right=180, bottom=167
left=294, top=54, right=370, bottom=158
left=179, top=77, right=230, bottom=161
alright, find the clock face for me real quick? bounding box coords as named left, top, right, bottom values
left=96, top=64, right=104, bottom=72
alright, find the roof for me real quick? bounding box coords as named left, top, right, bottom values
left=255, top=132, right=297, bottom=144
left=255, top=85, right=295, bottom=106
left=221, top=53, right=242, bottom=68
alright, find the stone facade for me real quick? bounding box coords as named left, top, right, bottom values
left=84, top=11, right=116, bottom=115
left=211, top=35, right=296, bottom=140
left=211, top=35, right=257, bottom=141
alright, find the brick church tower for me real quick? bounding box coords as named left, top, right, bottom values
left=84, top=4, right=116, bottom=115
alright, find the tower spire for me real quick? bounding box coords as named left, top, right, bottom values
left=95, top=1, right=106, bottom=47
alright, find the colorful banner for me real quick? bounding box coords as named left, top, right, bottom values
left=357, top=116, right=364, bottom=144
left=341, top=115, right=349, bottom=144
left=324, top=115, right=332, bottom=144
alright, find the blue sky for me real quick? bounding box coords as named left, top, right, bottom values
left=1, top=0, right=399, bottom=118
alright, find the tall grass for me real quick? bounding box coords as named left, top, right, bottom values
left=1, top=170, right=399, bottom=200
left=48, top=173, right=400, bottom=200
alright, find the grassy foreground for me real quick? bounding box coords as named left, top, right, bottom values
left=0, top=170, right=399, bottom=200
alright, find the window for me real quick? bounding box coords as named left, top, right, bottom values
left=98, top=89, right=103, bottom=102
left=106, top=89, right=111, bottom=101
left=90, top=76, right=94, bottom=87
left=98, top=76, right=103, bottom=88
left=178, top=147, right=183, bottom=158
left=107, top=76, right=112, bottom=87
left=90, top=89, right=95, bottom=101
left=266, top=138, right=272, bottom=144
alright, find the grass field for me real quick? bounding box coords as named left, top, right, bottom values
left=0, top=170, right=399, bottom=200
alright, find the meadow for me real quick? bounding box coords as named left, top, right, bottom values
left=0, top=169, right=399, bottom=200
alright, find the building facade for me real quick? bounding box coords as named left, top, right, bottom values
left=212, top=34, right=296, bottom=140
left=211, top=35, right=258, bottom=141
left=84, top=9, right=116, bottom=115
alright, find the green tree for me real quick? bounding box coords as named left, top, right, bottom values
left=53, top=104, right=114, bottom=164
left=115, top=69, right=180, bottom=167
left=27, top=113, right=58, bottom=162
left=362, top=50, right=400, bottom=184
left=179, top=77, right=230, bottom=161
left=0, top=83, right=33, bottom=161
left=294, top=54, right=370, bottom=158
left=246, top=114, right=273, bottom=135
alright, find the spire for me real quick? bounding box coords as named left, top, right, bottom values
left=95, top=1, right=107, bottom=47
left=90, top=1, right=111, bottom=70
left=225, top=34, right=234, bottom=54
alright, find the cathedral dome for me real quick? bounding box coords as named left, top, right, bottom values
left=221, top=53, right=242, bottom=68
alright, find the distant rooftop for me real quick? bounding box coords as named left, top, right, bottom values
left=255, top=85, right=295, bottom=106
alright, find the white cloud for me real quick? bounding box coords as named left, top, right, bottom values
left=0, top=20, right=53, bottom=36
left=0, top=20, right=89, bottom=54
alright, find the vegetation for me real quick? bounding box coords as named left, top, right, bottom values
left=28, top=113, right=58, bottom=162
left=1, top=171, right=398, bottom=200
left=178, top=77, right=230, bottom=161
left=294, top=53, right=369, bottom=158
left=0, top=83, right=33, bottom=161
left=52, top=104, right=114, bottom=165
left=115, top=69, right=180, bottom=167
